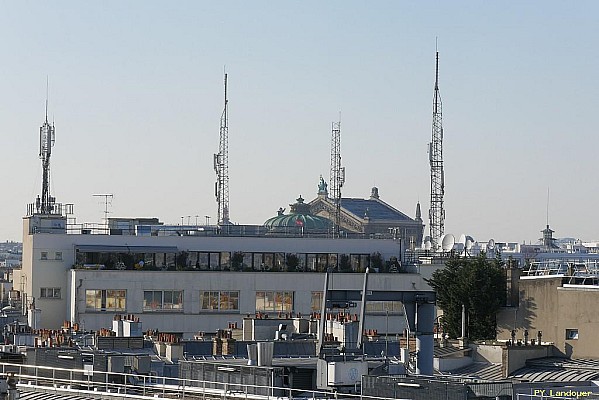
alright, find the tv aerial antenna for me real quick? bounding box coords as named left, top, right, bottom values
left=93, top=194, right=113, bottom=232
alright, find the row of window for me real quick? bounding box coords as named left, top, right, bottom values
left=40, top=251, right=62, bottom=261
left=76, top=250, right=376, bottom=271
left=40, top=287, right=61, bottom=299
left=83, top=289, right=403, bottom=314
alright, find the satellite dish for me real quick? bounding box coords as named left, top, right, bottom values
left=441, top=234, right=455, bottom=252
left=465, top=236, right=475, bottom=250
left=458, top=234, right=467, bottom=248
left=424, top=239, right=432, bottom=251
left=487, top=239, right=496, bottom=250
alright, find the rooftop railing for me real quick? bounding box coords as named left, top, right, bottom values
left=0, top=361, right=389, bottom=400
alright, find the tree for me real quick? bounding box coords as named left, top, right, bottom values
left=426, top=254, right=506, bottom=340
left=370, top=252, right=384, bottom=272
left=231, top=252, right=244, bottom=271
left=338, top=254, right=351, bottom=272
left=285, top=253, right=299, bottom=272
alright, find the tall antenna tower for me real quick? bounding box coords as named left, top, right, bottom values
left=38, top=84, right=56, bottom=214
left=428, top=50, right=445, bottom=250
left=214, top=73, right=230, bottom=225
left=329, top=118, right=345, bottom=236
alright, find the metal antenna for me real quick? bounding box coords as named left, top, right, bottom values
left=428, top=49, right=446, bottom=250
left=39, top=80, right=56, bottom=214
left=93, top=194, right=113, bottom=233
left=214, top=71, right=230, bottom=225
left=329, top=115, right=344, bottom=237
left=45, top=76, right=49, bottom=122
left=546, top=187, right=550, bottom=226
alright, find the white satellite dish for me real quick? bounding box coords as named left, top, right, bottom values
left=487, top=238, right=496, bottom=250
left=458, top=234, right=467, bottom=248
left=441, top=234, right=455, bottom=252
left=465, top=235, right=475, bottom=250
left=424, top=240, right=432, bottom=251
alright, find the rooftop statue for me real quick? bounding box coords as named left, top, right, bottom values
left=318, top=175, right=328, bottom=195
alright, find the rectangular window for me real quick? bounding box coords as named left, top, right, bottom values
left=253, top=253, right=263, bottom=270
left=209, top=253, right=219, bottom=270
left=255, top=291, right=293, bottom=312
left=566, top=329, right=579, bottom=340
left=85, top=289, right=126, bottom=311
left=40, top=287, right=61, bottom=299
left=200, top=291, right=239, bottom=311
left=40, top=251, right=48, bottom=260
left=55, top=252, right=62, bottom=260
left=311, top=291, right=323, bottom=312
left=220, top=252, right=231, bottom=269
left=143, top=290, right=183, bottom=311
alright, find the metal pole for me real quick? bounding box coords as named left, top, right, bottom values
left=357, top=268, right=370, bottom=349
left=385, top=310, right=389, bottom=358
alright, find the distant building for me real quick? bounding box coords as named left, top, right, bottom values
left=309, top=184, right=424, bottom=248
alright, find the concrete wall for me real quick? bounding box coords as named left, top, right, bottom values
left=434, top=356, right=473, bottom=372
left=497, top=276, right=599, bottom=359
left=504, top=345, right=554, bottom=376
left=471, top=343, right=504, bottom=363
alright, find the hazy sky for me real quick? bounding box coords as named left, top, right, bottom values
left=1, top=1, right=598, bottom=243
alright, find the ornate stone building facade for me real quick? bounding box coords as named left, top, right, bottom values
left=307, top=178, right=424, bottom=248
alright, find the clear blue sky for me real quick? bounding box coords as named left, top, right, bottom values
left=1, top=1, right=598, bottom=243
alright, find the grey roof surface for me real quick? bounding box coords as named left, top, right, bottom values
left=510, top=357, right=599, bottom=382
left=447, top=357, right=599, bottom=383
left=340, top=198, right=412, bottom=221
left=445, top=362, right=504, bottom=381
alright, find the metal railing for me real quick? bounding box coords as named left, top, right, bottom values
left=0, top=362, right=394, bottom=400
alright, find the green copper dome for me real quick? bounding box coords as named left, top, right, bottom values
left=264, top=196, right=331, bottom=231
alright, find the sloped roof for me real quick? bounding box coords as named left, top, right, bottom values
left=340, top=198, right=413, bottom=221
left=510, top=357, right=599, bottom=382
left=446, top=362, right=504, bottom=381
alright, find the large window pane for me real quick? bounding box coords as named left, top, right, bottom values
left=311, top=291, right=323, bottom=312
left=220, top=252, right=230, bottom=269
left=201, top=291, right=239, bottom=311
left=253, top=254, right=263, bottom=270
left=256, top=291, right=266, bottom=311
left=256, top=291, right=294, bottom=313
left=86, top=289, right=126, bottom=311
left=199, top=253, right=209, bottom=269
left=209, top=253, right=219, bottom=270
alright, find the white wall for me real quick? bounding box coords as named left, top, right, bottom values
left=70, top=270, right=427, bottom=338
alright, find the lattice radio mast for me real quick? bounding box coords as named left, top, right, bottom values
left=214, top=73, right=230, bottom=225
left=329, top=118, right=345, bottom=236
left=38, top=84, right=56, bottom=215
left=428, top=50, right=445, bottom=250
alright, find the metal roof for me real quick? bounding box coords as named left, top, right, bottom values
left=18, top=389, right=93, bottom=400
left=510, top=357, right=599, bottom=382
left=447, top=357, right=599, bottom=383
left=340, top=198, right=413, bottom=221
left=444, top=362, right=504, bottom=381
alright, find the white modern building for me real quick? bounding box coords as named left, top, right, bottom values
left=21, top=212, right=425, bottom=336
